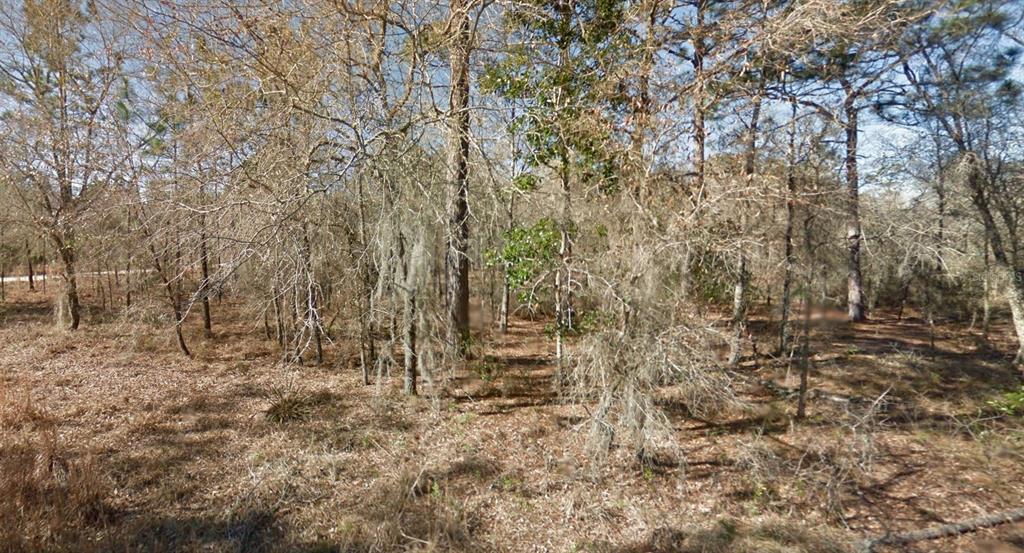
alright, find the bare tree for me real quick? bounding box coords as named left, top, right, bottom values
left=0, top=0, right=128, bottom=329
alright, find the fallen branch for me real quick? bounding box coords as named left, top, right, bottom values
left=859, top=506, right=1024, bottom=552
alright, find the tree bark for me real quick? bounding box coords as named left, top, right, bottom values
left=933, top=133, right=946, bottom=270
left=55, top=234, right=81, bottom=331
left=356, top=178, right=376, bottom=384
left=963, top=153, right=1023, bottom=365
left=844, top=91, right=867, bottom=322
left=499, top=191, right=514, bottom=333
left=26, top=239, right=35, bottom=291
left=728, top=94, right=761, bottom=367
left=446, top=0, right=472, bottom=357
left=150, top=244, right=190, bottom=357
left=682, top=0, right=706, bottom=301
left=274, top=287, right=285, bottom=348
left=199, top=219, right=212, bottom=338
left=125, top=258, right=132, bottom=309
left=692, top=0, right=706, bottom=195
left=398, top=230, right=417, bottom=395
left=555, top=152, right=572, bottom=385
left=1008, top=268, right=1024, bottom=366
left=797, top=198, right=819, bottom=420
left=780, top=96, right=798, bottom=354
left=728, top=256, right=749, bottom=367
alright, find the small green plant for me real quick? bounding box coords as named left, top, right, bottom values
left=988, top=386, right=1024, bottom=416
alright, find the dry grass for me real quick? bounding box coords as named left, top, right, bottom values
left=588, top=517, right=855, bottom=553
left=0, top=389, right=114, bottom=553
left=2, top=288, right=1024, bottom=552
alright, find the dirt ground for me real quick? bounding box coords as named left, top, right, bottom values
left=2, top=281, right=1024, bottom=552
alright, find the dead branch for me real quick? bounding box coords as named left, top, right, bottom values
left=859, top=506, right=1024, bottom=552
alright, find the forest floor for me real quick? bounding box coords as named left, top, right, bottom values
left=2, top=282, right=1024, bottom=552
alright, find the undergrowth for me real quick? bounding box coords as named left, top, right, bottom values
left=0, top=388, right=114, bottom=552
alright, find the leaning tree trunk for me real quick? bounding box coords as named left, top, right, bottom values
left=844, top=93, right=867, bottom=322
left=445, top=0, right=472, bottom=357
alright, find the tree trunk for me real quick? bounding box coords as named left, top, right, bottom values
left=780, top=95, right=797, bottom=354
left=1008, top=269, right=1024, bottom=367
left=797, top=292, right=812, bottom=421
left=150, top=244, right=190, bottom=357
left=274, top=288, right=285, bottom=348
left=404, top=292, right=418, bottom=395
left=553, top=2, right=574, bottom=387
left=499, top=193, right=514, bottom=334
left=844, top=92, right=867, bottom=322
left=125, top=258, right=132, bottom=309
left=199, top=223, right=212, bottom=338
left=933, top=133, right=946, bottom=270
left=798, top=205, right=818, bottom=420
left=357, top=250, right=375, bottom=383
left=356, top=178, right=375, bottom=385
left=55, top=237, right=81, bottom=331
left=964, top=152, right=1022, bottom=365
left=446, top=0, right=472, bottom=357
left=692, top=0, right=706, bottom=197
left=555, top=153, right=572, bottom=386
left=105, top=263, right=114, bottom=310
left=682, top=0, right=706, bottom=300
left=729, top=94, right=761, bottom=367
left=398, top=230, right=417, bottom=395
left=982, top=237, right=991, bottom=341
left=27, top=240, right=35, bottom=291
left=728, top=256, right=749, bottom=367
left=499, top=270, right=510, bottom=333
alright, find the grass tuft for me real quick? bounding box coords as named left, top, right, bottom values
left=263, top=384, right=336, bottom=424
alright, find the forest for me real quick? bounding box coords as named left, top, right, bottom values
left=1, top=0, right=1023, bottom=550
